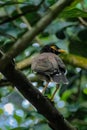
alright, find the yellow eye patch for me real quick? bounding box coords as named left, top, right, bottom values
left=50, top=45, right=57, bottom=51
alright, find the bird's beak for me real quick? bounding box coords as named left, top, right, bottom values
left=58, top=49, right=66, bottom=53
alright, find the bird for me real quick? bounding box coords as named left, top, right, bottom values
left=31, top=44, right=68, bottom=100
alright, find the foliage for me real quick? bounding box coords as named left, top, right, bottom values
left=0, top=0, right=87, bottom=130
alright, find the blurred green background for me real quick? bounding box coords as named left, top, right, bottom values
left=0, top=0, right=87, bottom=130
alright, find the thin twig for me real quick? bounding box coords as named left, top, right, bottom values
left=15, top=0, right=42, bottom=45
left=51, top=84, right=60, bottom=101
left=78, top=17, right=87, bottom=27
left=0, top=4, right=41, bottom=25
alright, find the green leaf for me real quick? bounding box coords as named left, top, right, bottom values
left=11, top=127, right=28, bottom=130
left=0, top=108, right=4, bottom=115
left=83, top=88, right=87, bottom=95
left=67, top=0, right=82, bottom=9
left=61, top=90, right=72, bottom=101
left=59, top=8, right=87, bottom=18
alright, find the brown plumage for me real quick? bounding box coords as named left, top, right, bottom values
left=31, top=44, right=68, bottom=100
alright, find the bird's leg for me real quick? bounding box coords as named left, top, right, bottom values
left=42, top=82, right=49, bottom=94
left=50, top=84, right=60, bottom=101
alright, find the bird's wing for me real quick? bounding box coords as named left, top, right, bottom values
left=55, top=56, right=66, bottom=74
left=52, top=74, right=68, bottom=84
left=51, top=55, right=68, bottom=84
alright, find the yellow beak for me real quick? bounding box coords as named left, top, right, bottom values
left=58, top=49, right=66, bottom=53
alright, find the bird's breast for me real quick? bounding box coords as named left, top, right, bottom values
left=31, top=53, right=58, bottom=72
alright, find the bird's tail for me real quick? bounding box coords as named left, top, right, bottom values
left=52, top=74, right=68, bottom=84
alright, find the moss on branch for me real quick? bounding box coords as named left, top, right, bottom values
left=61, top=53, right=87, bottom=70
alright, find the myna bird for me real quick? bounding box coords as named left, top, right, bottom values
left=31, top=44, right=68, bottom=100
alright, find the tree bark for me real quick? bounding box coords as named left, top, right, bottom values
left=0, top=60, right=77, bottom=130
left=0, top=0, right=77, bottom=130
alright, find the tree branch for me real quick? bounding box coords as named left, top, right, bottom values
left=16, top=53, right=37, bottom=70
left=16, top=53, right=87, bottom=70
left=0, top=0, right=75, bottom=71
left=14, top=0, right=42, bottom=45
left=61, top=53, right=87, bottom=70
left=0, top=1, right=77, bottom=130
left=1, top=53, right=87, bottom=87
left=0, top=59, right=77, bottom=130
left=0, top=1, right=43, bottom=25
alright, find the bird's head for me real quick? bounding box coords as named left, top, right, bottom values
left=41, top=44, right=66, bottom=55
